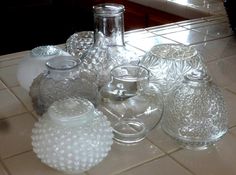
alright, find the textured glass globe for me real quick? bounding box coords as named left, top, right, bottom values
left=32, top=97, right=113, bottom=174
left=161, top=70, right=228, bottom=150
left=17, top=45, right=70, bottom=91
left=29, top=56, right=98, bottom=115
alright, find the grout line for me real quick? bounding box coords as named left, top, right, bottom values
left=2, top=150, right=33, bottom=161
left=0, top=159, right=12, bottom=175
left=113, top=154, right=167, bottom=175
left=168, top=154, right=197, bottom=175
left=0, top=112, right=30, bottom=121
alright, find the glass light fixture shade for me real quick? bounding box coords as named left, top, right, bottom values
left=32, top=97, right=113, bottom=174
left=29, top=56, right=98, bottom=115
left=80, top=3, right=139, bottom=88
left=140, top=44, right=207, bottom=95
left=98, top=65, right=163, bottom=144
left=17, top=45, right=70, bottom=92
left=161, top=70, right=228, bottom=150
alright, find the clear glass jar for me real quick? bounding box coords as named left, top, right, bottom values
left=17, top=45, right=70, bottom=91
left=80, top=3, right=139, bottom=88
left=161, top=69, right=228, bottom=150
left=29, top=56, right=98, bottom=115
left=32, top=97, right=113, bottom=174
left=98, top=65, right=163, bottom=144
left=140, top=44, right=207, bottom=96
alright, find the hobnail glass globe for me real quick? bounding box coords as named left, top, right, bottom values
left=161, top=70, right=228, bottom=150
left=140, top=44, right=207, bottom=95
left=98, top=65, right=163, bottom=144
left=31, top=97, right=113, bottom=174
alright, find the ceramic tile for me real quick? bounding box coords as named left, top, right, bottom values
left=87, top=140, right=164, bottom=175
left=226, top=83, right=236, bottom=94
left=222, top=90, right=236, bottom=128
left=11, top=86, right=33, bottom=111
left=207, top=55, right=236, bottom=87
left=125, top=29, right=156, bottom=43
left=0, top=163, right=8, bottom=175
left=0, top=80, right=7, bottom=90
left=118, top=156, right=192, bottom=175
left=193, top=37, right=236, bottom=61
left=3, top=151, right=86, bottom=175
left=192, top=22, right=234, bottom=38
left=171, top=133, right=236, bottom=175
left=0, top=65, right=19, bottom=87
left=185, top=6, right=210, bottom=19
left=0, top=89, right=26, bottom=119
left=147, top=125, right=181, bottom=154
left=0, top=113, right=35, bottom=159
left=230, top=127, right=236, bottom=135
left=129, top=0, right=167, bottom=11
left=148, top=25, right=187, bottom=35
left=0, top=57, right=23, bottom=68
left=165, top=1, right=188, bottom=18
left=127, top=36, right=176, bottom=52
left=162, top=30, right=214, bottom=45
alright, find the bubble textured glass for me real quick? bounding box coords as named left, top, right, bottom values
left=80, top=3, right=139, bottom=88
left=140, top=44, right=207, bottom=95
left=161, top=70, right=228, bottom=150
left=29, top=56, right=98, bottom=115
left=32, top=97, right=113, bottom=174
left=66, top=31, right=94, bottom=57
left=17, top=45, right=70, bottom=91
left=98, top=65, right=163, bottom=143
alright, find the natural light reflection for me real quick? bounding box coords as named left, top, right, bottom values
left=168, top=0, right=189, bottom=6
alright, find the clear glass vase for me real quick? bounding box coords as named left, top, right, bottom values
left=32, top=97, right=113, bottom=174
left=80, top=3, right=139, bottom=88
left=29, top=56, right=98, bottom=115
left=161, top=69, right=228, bottom=150
left=98, top=65, right=163, bottom=144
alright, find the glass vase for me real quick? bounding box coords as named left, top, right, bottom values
left=29, top=56, right=98, bottom=115
left=32, top=97, right=113, bottom=174
left=161, top=69, right=228, bottom=150
left=98, top=65, right=163, bottom=144
left=80, top=3, right=139, bottom=88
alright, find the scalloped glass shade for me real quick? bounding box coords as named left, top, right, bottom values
left=140, top=44, right=207, bottom=95
left=32, top=98, right=113, bottom=174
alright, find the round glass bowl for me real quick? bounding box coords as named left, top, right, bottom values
left=65, top=31, right=94, bottom=57
left=17, top=45, right=70, bottom=91
left=140, top=44, right=207, bottom=95
left=98, top=65, right=163, bottom=144
left=161, top=70, right=228, bottom=150
left=32, top=97, right=113, bottom=174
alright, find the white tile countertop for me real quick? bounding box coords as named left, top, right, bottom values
left=1, top=2, right=236, bottom=175
left=129, top=0, right=226, bottom=19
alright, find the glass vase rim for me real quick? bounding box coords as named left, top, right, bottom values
left=110, top=64, right=150, bottom=81
left=148, top=43, right=198, bottom=61
left=45, top=56, right=80, bottom=71
left=93, top=3, right=125, bottom=16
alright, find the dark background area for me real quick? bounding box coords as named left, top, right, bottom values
left=0, top=0, right=94, bottom=55
left=0, top=0, right=187, bottom=56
